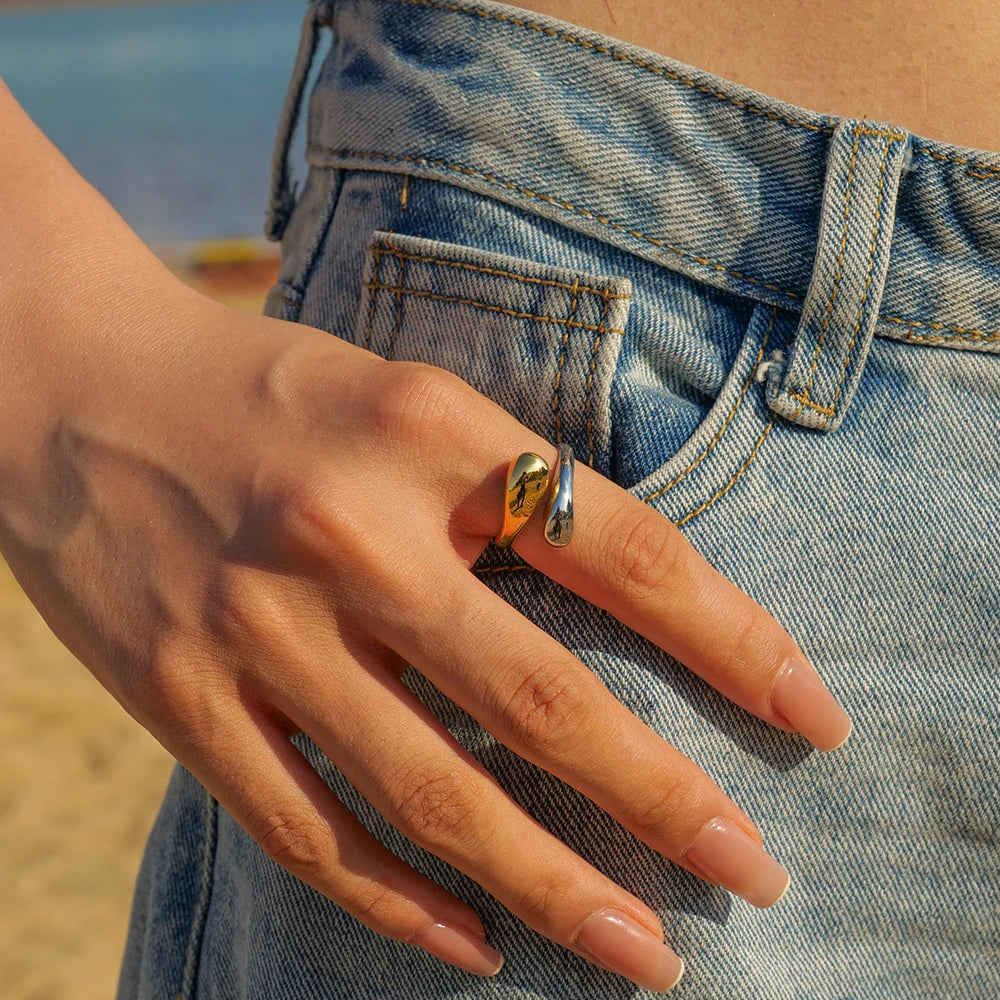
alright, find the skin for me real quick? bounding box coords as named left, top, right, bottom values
left=0, top=5, right=885, bottom=986
left=524, top=0, right=1000, bottom=151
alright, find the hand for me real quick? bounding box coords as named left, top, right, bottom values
left=0, top=276, right=850, bottom=993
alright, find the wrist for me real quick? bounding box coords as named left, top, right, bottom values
left=0, top=77, right=194, bottom=417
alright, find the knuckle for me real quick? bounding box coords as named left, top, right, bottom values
left=607, top=508, right=686, bottom=603
left=204, top=564, right=284, bottom=651
left=716, top=607, right=766, bottom=679
left=390, top=765, right=486, bottom=851
left=371, top=362, right=468, bottom=443
left=625, top=770, right=699, bottom=838
left=265, top=470, right=351, bottom=559
left=136, top=631, right=229, bottom=731
left=342, top=885, right=403, bottom=933
left=497, top=666, right=590, bottom=757
left=511, top=873, right=572, bottom=929
left=251, top=806, right=331, bottom=876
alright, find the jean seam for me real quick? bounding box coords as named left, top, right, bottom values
left=322, top=150, right=1000, bottom=349
left=912, top=145, right=1000, bottom=178
left=362, top=280, right=628, bottom=335
left=672, top=311, right=795, bottom=527
left=552, top=277, right=579, bottom=449
left=176, top=787, right=219, bottom=1000
left=385, top=250, right=407, bottom=360
left=584, top=290, right=612, bottom=468
left=878, top=316, right=1000, bottom=344
left=373, top=239, right=632, bottom=298
left=276, top=168, right=347, bottom=325
left=363, top=243, right=383, bottom=351
left=674, top=413, right=779, bottom=527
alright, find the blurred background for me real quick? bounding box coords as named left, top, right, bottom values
left=0, top=1, right=317, bottom=996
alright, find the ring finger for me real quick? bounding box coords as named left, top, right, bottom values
left=267, top=632, right=688, bottom=993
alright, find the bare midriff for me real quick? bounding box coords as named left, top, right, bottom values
left=517, top=0, right=1000, bottom=152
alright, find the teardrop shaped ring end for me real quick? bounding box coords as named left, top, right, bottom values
left=543, top=444, right=574, bottom=548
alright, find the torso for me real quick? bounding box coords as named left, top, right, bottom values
left=519, top=0, right=1000, bottom=152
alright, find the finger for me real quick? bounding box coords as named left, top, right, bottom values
left=159, top=694, right=506, bottom=980
left=275, top=634, right=686, bottom=993
left=509, top=464, right=851, bottom=751
left=415, top=375, right=849, bottom=752
left=357, top=556, right=791, bottom=911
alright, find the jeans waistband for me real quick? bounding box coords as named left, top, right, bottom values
left=267, top=0, right=1000, bottom=429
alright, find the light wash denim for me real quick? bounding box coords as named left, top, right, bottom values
left=117, top=1, right=1000, bottom=996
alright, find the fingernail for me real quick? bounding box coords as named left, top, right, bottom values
left=409, top=921, right=504, bottom=977
left=684, top=817, right=790, bottom=908
left=574, top=908, right=684, bottom=992
left=770, top=657, right=853, bottom=752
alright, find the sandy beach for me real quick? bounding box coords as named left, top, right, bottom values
left=0, top=247, right=278, bottom=1000
left=0, top=553, right=175, bottom=1000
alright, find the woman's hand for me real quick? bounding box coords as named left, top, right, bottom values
left=0, top=77, right=849, bottom=993
left=0, top=271, right=850, bottom=992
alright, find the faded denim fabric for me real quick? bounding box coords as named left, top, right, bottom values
left=117, top=1, right=1000, bottom=997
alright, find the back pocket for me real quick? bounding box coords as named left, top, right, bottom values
left=354, top=230, right=633, bottom=478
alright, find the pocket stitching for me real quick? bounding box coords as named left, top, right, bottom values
left=374, top=236, right=633, bottom=299
left=362, top=243, right=383, bottom=351
left=311, top=147, right=804, bottom=305
left=365, top=236, right=630, bottom=339
left=364, top=280, right=629, bottom=337
left=385, top=250, right=407, bottom=360
left=551, top=277, right=580, bottom=452
left=674, top=412, right=779, bottom=527
left=584, top=291, right=613, bottom=469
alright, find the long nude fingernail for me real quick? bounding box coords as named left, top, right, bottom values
left=574, top=908, right=684, bottom=992
left=684, top=817, right=790, bottom=908
left=770, top=657, right=853, bottom=752
left=409, top=921, right=504, bottom=977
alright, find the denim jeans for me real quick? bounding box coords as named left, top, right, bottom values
left=117, top=1, right=1000, bottom=997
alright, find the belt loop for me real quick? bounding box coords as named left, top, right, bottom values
left=765, top=119, right=910, bottom=431
left=264, top=1, right=333, bottom=243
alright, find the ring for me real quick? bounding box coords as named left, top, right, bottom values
left=495, top=445, right=575, bottom=548
left=543, top=444, right=574, bottom=547
left=495, top=452, right=549, bottom=548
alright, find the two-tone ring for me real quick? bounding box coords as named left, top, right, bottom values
left=495, top=444, right=575, bottom=549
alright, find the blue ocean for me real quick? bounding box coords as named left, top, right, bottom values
left=0, top=0, right=315, bottom=244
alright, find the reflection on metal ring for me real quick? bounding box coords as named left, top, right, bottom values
left=543, top=444, right=574, bottom=547
left=495, top=452, right=550, bottom=548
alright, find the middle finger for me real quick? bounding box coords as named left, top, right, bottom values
left=364, top=557, right=791, bottom=909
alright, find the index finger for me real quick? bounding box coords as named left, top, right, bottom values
left=511, top=461, right=852, bottom=752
